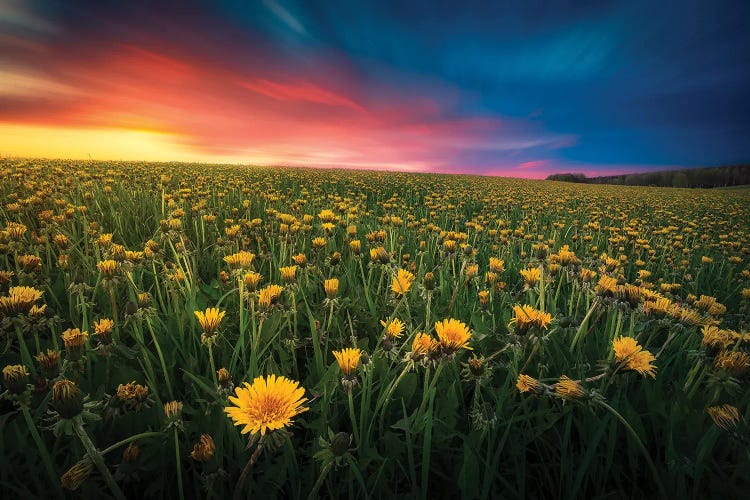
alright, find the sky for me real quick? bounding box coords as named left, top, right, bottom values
left=1, top=0, right=749, bottom=178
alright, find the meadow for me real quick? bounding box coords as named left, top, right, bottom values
left=1, top=158, right=749, bottom=499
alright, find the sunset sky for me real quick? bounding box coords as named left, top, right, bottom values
left=1, top=0, right=749, bottom=178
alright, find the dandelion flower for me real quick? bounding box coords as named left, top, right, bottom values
left=612, top=336, right=656, bottom=378
left=516, top=374, right=542, bottom=394
left=333, top=348, right=361, bottom=377
left=225, top=374, right=308, bottom=436
left=391, top=268, right=415, bottom=295
left=435, top=318, right=472, bottom=355
left=195, top=308, right=226, bottom=335
left=706, top=404, right=741, bottom=430
left=381, top=318, right=405, bottom=339
left=555, top=375, right=585, bottom=399
left=520, top=267, right=540, bottom=287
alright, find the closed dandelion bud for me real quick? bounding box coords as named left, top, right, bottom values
left=93, top=318, right=115, bottom=345
left=478, top=290, right=490, bottom=310
left=424, top=272, right=436, bottom=290
left=122, top=442, right=140, bottom=463
left=280, top=266, right=297, bottom=284
left=331, top=251, right=341, bottom=266
left=324, top=278, right=339, bottom=299
left=52, top=379, right=84, bottom=419
left=463, top=244, right=473, bottom=256
left=124, top=301, right=138, bottom=316
left=332, top=432, right=352, bottom=456
left=707, top=404, right=741, bottom=431
left=516, top=374, right=543, bottom=394
left=2, top=364, right=30, bottom=394
left=554, top=375, right=585, bottom=400
left=292, top=253, right=307, bottom=268
left=61, top=459, right=93, bottom=490
left=61, top=328, right=88, bottom=361
left=164, top=400, right=183, bottom=422
left=35, top=349, right=60, bottom=378
left=217, top=367, right=232, bottom=388
left=190, top=434, right=216, bottom=462
left=243, top=272, right=263, bottom=291
left=159, top=219, right=170, bottom=232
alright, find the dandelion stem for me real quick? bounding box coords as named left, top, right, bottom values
left=347, top=389, right=360, bottom=446
left=173, top=427, right=185, bottom=500
left=20, top=404, right=61, bottom=497
left=595, top=400, right=667, bottom=498
left=101, top=431, right=164, bottom=455
left=233, top=440, right=264, bottom=500
left=73, top=420, right=126, bottom=500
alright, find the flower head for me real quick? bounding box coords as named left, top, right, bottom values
left=224, top=251, right=255, bottom=270
left=612, top=336, right=657, bottom=378
left=194, top=307, right=226, bottom=335
left=520, top=267, right=540, bottom=287
left=324, top=278, right=339, bottom=299
left=434, top=318, right=472, bottom=355
left=0, top=286, right=44, bottom=315
left=554, top=375, right=585, bottom=399
left=333, top=348, right=361, bottom=377
left=707, top=404, right=741, bottom=430
left=225, top=374, right=308, bottom=436
left=191, top=434, right=216, bottom=462
left=510, top=304, right=552, bottom=332
left=258, top=284, right=284, bottom=309
left=381, top=318, right=405, bottom=340
left=516, top=374, right=543, bottom=394
left=391, top=268, right=415, bottom=295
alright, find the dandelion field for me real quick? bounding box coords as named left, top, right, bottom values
left=1, top=158, right=749, bottom=499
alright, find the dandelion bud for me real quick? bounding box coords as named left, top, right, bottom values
left=331, top=251, right=342, bottom=266
left=349, top=240, right=361, bottom=255
left=190, top=434, right=216, bottom=462
left=324, top=278, right=339, bottom=299
left=331, top=432, right=352, bottom=456
left=217, top=367, right=232, bottom=388
left=280, top=265, right=298, bottom=284
left=423, top=272, right=436, bottom=291
left=61, top=459, right=93, bottom=490
left=61, top=328, right=88, bottom=361
left=554, top=375, right=585, bottom=400
left=34, top=349, right=60, bottom=379
left=516, top=374, right=543, bottom=394
left=2, top=364, right=30, bottom=394
left=122, top=441, right=140, bottom=463
left=164, top=401, right=183, bottom=424
left=707, top=404, right=741, bottom=431
left=52, top=379, right=84, bottom=419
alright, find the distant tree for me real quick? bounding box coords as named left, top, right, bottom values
left=672, top=172, right=688, bottom=188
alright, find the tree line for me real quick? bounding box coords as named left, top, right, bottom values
left=546, top=165, right=750, bottom=188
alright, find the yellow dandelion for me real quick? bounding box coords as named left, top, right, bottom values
left=555, top=375, right=585, bottom=399
left=225, top=374, right=308, bottom=436
left=333, top=348, right=361, bottom=377
left=224, top=251, right=255, bottom=270
left=195, top=307, right=226, bottom=335
left=520, top=267, right=541, bottom=287
left=324, top=278, right=339, bottom=299
left=391, top=268, right=415, bottom=295
left=516, top=374, right=542, bottom=394
left=279, top=265, right=298, bottom=284
left=612, top=336, right=656, bottom=378
left=706, top=404, right=741, bottom=430
left=381, top=318, right=405, bottom=339
left=434, top=318, right=472, bottom=355
left=258, top=284, right=284, bottom=309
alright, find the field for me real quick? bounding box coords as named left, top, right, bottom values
left=1, top=158, right=749, bottom=499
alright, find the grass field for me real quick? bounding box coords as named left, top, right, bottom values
left=1, top=158, right=749, bottom=499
